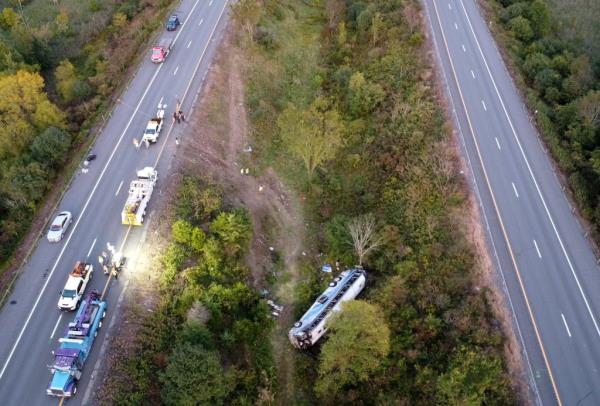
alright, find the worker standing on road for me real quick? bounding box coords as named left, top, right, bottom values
left=178, top=110, right=185, bottom=122
left=111, top=267, right=118, bottom=280
left=133, top=138, right=140, bottom=149
left=144, top=138, right=150, bottom=149
left=173, top=111, right=178, bottom=124
left=175, top=136, right=180, bottom=146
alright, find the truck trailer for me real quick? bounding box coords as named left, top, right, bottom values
left=289, top=268, right=367, bottom=349
left=121, top=167, right=158, bottom=226
left=47, top=291, right=107, bottom=397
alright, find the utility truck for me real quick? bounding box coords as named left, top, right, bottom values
left=58, top=262, right=94, bottom=311
left=151, top=37, right=173, bottom=63
left=121, top=167, right=158, bottom=226
left=47, top=291, right=107, bottom=398
left=289, top=268, right=366, bottom=349
left=141, top=108, right=165, bottom=144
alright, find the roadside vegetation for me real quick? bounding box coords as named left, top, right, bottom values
left=238, top=0, right=514, bottom=403
left=101, top=176, right=275, bottom=405
left=485, top=0, right=600, bottom=241
left=0, top=0, right=176, bottom=280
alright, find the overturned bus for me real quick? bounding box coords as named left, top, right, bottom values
left=289, top=268, right=366, bottom=349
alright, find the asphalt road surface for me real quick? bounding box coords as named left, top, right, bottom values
left=423, top=0, right=600, bottom=405
left=0, top=0, right=230, bottom=404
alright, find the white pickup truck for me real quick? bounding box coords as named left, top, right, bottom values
left=142, top=108, right=165, bottom=144
left=58, top=262, right=93, bottom=311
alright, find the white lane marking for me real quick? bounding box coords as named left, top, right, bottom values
left=187, top=40, right=192, bottom=48
left=198, top=18, right=204, bottom=26
left=533, top=240, right=542, bottom=258
left=428, top=2, right=549, bottom=403
left=454, top=22, right=458, bottom=29
left=471, top=69, right=475, bottom=78
left=512, top=182, right=519, bottom=198
left=462, top=44, right=466, bottom=52
left=458, top=0, right=600, bottom=338
left=209, top=0, right=213, bottom=5
left=561, top=313, right=572, bottom=337
left=448, top=3, right=452, bottom=9
left=86, top=238, right=97, bottom=258
left=481, top=100, right=487, bottom=111
left=50, top=314, right=62, bottom=339
left=154, top=0, right=229, bottom=168
left=115, top=180, right=124, bottom=196
left=495, top=137, right=501, bottom=150
left=173, top=66, right=179, bottom=76
left=158, top=96, right=163, bottom=106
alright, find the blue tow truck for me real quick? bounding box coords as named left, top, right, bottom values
left=47, top=290, right=107, bottom=397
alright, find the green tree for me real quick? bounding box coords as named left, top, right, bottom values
left=0, top=8, right=20, bottom=30
left=526, top=0, right=550, bottom=38
left=160, top=343, right=234, bottom=406
left=508, top=16, right=533, bottom=42
left=438, top=348, right=509, bottom=405
left=277, top=97, right=345, bottom=179
left=30, top=127, right=70, bottom=168
left=315, top=300, right=390, bottom=399
left=347, top=72, right=385, bottom=117
left=55, top=59, right=78, bottom=103
left=209, top=209, right=252, bottom=256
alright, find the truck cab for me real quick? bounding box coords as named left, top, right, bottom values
left=58, top=262, right=93, bottom=311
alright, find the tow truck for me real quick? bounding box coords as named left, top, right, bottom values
left=58, top=262, right=94, bottom=311
left=121, top=167, right=158, bottom=226
left=141, top=108, right=165, bottom=144
left=151, top=37, right=173, bottom=63
left=47, top=291, right=107, bottom=397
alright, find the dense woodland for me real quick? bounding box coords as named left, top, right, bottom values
left=243, top=0, right=513, bottom=403
left=102, top=177, right=275, bottom=405
left=0, top=0, right=174, bottom=272
left=488, top=0, right=600, bottom=240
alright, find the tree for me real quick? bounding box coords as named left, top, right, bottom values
left=209, top=209, right=252, bottom=256
left=0, top=70, right=64, bottom=158
left=230, top=0, right=262, bottom=42
left=348, top=213, right=385, bottom=265
left=370, top=12, right=384, bottom=45
left=160, top=343, right=234, bottom=406
left=438, top=348, right=509, bottom=405
left=55, top=59, right=78, bottom=103
left=577, top=90, right=600, bottom=127
left=526, top=0, right=550, bottom=38
left=347, top=72, right=385, bottom=117
left=277, top=97, right=345, bottom=179
left=30, top=127, right=71, bottom=168
left=316, top=301, right=390, bottom=399
left=0, top=8, right=20, bottom=30
left=54, top=9, right=69, bottom=34
left=508, top=16, right=533, bottom=43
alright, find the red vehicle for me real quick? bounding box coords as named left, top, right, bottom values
left=151, top=38, right=172, bottom=63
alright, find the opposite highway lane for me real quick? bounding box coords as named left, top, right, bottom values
left=0, top=0, right=229, bottom=404
left=424, top=0, right=600, bottom=404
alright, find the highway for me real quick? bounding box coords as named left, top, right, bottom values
left=0, top=0, right=229, bottom=404
left=423, top=0, right=600, bottom=404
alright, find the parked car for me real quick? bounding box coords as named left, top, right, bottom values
left=47, top=211, right=73, bottom=243
left=166, top=14, right=180, bottom=31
